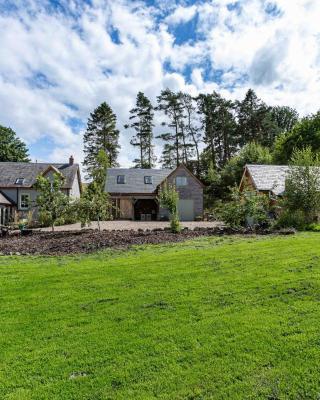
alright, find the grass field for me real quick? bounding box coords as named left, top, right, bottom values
left=1, top=234, right=320, bottom=399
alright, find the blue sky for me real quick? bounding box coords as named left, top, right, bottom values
left=0, top=0, right=319, bottom=167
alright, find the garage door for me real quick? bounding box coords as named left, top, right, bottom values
left=178, top=199, right=194, bottom=221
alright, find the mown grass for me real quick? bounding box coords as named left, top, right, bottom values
left=1, top=234, right=320, bottom=399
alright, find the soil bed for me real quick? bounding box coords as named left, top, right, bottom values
left=0, top=227, right=294, bottom=256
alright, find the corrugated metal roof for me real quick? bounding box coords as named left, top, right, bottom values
left=246, top=164, right=289, bottom=195
left=106, top=168, right=173, bottom=194
left=0, top=162, right=79, bottom=189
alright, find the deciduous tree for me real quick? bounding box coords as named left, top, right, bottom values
left=273, top=112, right=320, bottom=163
left=35, top=173, right=69, bottom=232
left=158, top=182, right=181, bottom=233
left=76, top=150, right=110, bottom=231
left=284, top=147, right=320, bottom=224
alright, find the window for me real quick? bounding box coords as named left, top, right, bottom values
left=15, top=178, right=25, bottom=185
left=176, top=176, right=187, bottom=186
left=117, top=175, right=126, bottom=184
left=144, top=176, right=153, bottom=184
left=20, top=193, right=30, bottom=210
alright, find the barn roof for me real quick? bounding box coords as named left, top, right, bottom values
left=106, top=168, right=173, bottom=194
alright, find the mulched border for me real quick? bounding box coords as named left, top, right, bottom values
left=0, top=226, right=296, bottom=256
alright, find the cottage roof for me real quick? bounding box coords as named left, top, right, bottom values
left=106, top=168, right=173, bottom=194
left=0, top=162, right=79, bottom=189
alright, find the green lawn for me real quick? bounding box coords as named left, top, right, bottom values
left=1, top=234, right=320, bottom=399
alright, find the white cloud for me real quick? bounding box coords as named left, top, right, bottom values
left=165, top=4, right=197, bottom=25
left=0, top=0, right=319, bottom=169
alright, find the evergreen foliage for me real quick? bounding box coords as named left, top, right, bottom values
left=0, top=125, right=30, bottom=162
left=125, top=92, right=156, bottom=168
left=83, top=102, right=120, bottom=178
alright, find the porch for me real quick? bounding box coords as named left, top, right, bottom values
left=0, top=191, right=15, bottom=226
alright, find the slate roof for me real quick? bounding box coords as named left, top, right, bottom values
left=245, top=164, right=289, bottom=195
left=0, top=162, right=79, bottom=189
left=106, top=168, right=173, bottom=194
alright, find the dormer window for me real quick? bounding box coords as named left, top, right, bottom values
left=15, top=178, right=25, bottom=185
left=144, top=176, right=153, bottom=184
left=117, top=175, right=126, bottom=184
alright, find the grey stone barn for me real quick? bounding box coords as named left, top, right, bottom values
left=0, top=156, right=81, bottom=225
left=106, top=164, right=204, bottom=221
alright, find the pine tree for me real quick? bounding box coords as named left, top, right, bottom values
left=156, top=89, right=186, bottom=168
left=83, top=102, right=120, bottom=178
left=197, top=92, right=237, bottom=168
left=236, top=89, right=278, bottom=147
left=0, top=125, right=30, bottom=162
left=124, top=92, right=156, bottom=168
left=176, top=92, right=199, bottom=172
left=159, top=143, right=177, bottom=169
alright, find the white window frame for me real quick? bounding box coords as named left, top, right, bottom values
left=20, top=193, right=30, bottom=210
left=144, top=176, right=153, bottom=184
left=176, top=176, right=187, bottom=186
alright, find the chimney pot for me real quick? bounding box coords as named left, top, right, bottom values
left=69, top=155, right=74, bottom=165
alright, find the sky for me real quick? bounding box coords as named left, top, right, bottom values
left=0, top=0, right=319, bottom=168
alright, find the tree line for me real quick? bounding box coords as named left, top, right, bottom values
left=3, top=87, right=320, bottom=204
left=82, top=88, right=303, bottom=203
left=83, top=89, right=299, bottom=179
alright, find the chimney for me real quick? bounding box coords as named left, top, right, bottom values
left=69, top=155, right=74, bottom=166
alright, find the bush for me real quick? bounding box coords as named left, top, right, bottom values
left=216, top=186, right=270, bottom=228
left=170, top=214, right=181, bottom=233
left=274, top=209, right=306, bottom=230
left=306, top=223, right=320, bottom=232
left=38, top=211, right=53, bottom=227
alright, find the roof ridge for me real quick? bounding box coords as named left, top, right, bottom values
left=0, top=162, right=79, bottom=166
left=246, top=164, right=289, bottom=168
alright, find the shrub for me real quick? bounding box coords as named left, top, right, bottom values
left=306, top=223, right=320, bottom=232
left=170, top=214, right=182, bottom=233
left=216, top=186, right=270, bottom=228
left=274, top=209, right=306, bottom=231
left=38, top=211, right=53, bottom=227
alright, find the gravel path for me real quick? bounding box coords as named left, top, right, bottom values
left=39, top=220, right=222, bottom=232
